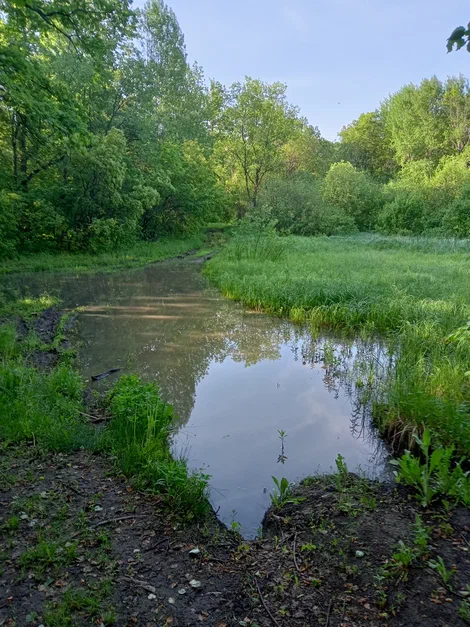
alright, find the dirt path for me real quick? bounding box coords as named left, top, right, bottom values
left=0, top=446, right=249, bottom=626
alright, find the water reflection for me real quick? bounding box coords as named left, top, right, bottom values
left=4, top=261, right=391, bottom=536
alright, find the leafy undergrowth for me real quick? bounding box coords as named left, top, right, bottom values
left=0, top=235, right=203, bottom=275
left=0, top=297, right=209, bottom=522
left=205, top=233, right=470, bottom=453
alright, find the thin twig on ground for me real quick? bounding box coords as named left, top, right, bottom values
left=325, top=597, right=333, bottom=627
left=293, top=532, right=300, bottom=573
left=254, top=577, right=280, bottom=627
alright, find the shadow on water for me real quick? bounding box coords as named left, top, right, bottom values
left=6, top=261, right=392, bottom=537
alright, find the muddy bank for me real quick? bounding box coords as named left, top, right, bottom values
left=242, top=476, right=470, bottom=627
left=2, top=450, right=469, bottom=626
left=0, top=446, right=249, bottom=626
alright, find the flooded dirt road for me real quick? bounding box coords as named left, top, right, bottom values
left=7, top=261, right=390, bottom=536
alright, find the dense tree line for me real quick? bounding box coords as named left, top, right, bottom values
left=1, top=1, right=470, bottom=259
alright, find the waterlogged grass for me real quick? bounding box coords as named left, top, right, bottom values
left=0, top=235, right=204, bottom=275
left=205, top=234, right=470, bottom=452
left=0, top=296, right=209, bottom=519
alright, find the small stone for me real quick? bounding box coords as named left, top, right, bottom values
left=94, top=505, right=103, bottom=512
left=168, top=597, right=175, bottom=604
left=20, top=513, right=28, bottom=520
left=189, top=579, right=201, bottom=589
left=133, top=549, right=141, bottom=553
left=355, top=550, right=365, bottom=558
left=148, top=593, right=156, bottom=600
left=178, top=588, right=186, bottom=595
left=189, top=548, right=200, bottom=556
left=459, top=590, right=470, bottom=598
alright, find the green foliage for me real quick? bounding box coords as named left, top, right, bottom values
left=213, top=77, right=303, bottom=212
left=391, top=430, right=470, bottom=507
left=441, top=186, right=470, bottom=238
left=227, top=217, right=288, bottom=262
left=0, top=192, right=19, bottom=258
left=447, top=24, right=470, bottom=53
left=258, top=175, right=356, bottom=236
left=429, top=556, right=456, bottom=586
left=378, top=191, right=426, bottom=235
left=322, top=162, right=383, bottom=230
left=105, top=375, right=210, bottom=518
left=383, top=540, right=416, bottom=581
left=269, top=476, right=305, bottom=508
left=339, top=111, right=397, bottom=181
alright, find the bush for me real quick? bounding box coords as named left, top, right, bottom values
left=441, top=185, right=470, bottom=238
left=322, top=161, right=384, bottom=231
left=378, top=191, right=426, bottom=235
left=0, top=192, right=19, bottom=259
left=17, top=197, right=66, bottom=253
left=86, top=218, right=139, bottom=253
left=257, top=175, right=356, bottom=236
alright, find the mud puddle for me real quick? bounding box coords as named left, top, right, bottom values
left=5, top=261, right=391, bottom=536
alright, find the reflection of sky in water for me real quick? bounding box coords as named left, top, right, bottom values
left=4, top=261, right=391, bottom=537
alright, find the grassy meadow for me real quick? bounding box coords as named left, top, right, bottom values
left=205, top=234, right=470, bottom=453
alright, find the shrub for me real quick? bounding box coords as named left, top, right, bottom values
left=0, top=192, right=19, bottom=258
left=18, top=197, right=66, bottom=253
left=441, top=185, right=470, bottom=238
left=257, top=175, right=356, bottom=236
left=322, top=161, right=384, bottom=230
left=378, top=191, right=426, bottom=235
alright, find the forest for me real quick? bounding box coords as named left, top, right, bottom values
left=2, top=0, right=470, bottom=261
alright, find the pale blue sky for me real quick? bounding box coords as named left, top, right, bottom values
left=135, top=0, right=470, bottom=139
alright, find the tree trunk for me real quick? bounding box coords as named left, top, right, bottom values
left=11, top=113, right=18, bottom=186
left=19, top=118, right=28, bottom=191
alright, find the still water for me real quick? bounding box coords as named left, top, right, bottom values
left=10, top=260, right=391, bottom=536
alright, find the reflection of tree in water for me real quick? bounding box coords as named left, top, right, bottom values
left=7, top=261, right=396, bottom=459
left=295, top=333, right=395, bottom=467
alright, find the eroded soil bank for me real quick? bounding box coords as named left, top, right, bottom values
left=1, top=446, right=469, bottom=626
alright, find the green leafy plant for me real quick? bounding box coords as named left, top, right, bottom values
left=429, top=556, right=456, bottom=587
left=269, top=476, right=305, bottom=508
left=391, top=429, right=470, bottom=507
left=412, top=514, right=431, bottom=556
left=383, top=540, right=416, bottom=582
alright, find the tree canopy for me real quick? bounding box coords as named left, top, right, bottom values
left=1, top=1, right=470, bottom=256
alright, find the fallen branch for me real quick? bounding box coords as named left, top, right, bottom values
left=254, top=577, right=280, bottom=627
left=78, top=410, right=106, bottom=423
left=89, top=515, right=140, bottom=530
left=292, top=532, right=300, bottom=573
left=122, top=576, right=156, bottom=594
left=325, top=598, right=333, bottom=627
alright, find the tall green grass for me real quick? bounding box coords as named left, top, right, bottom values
left=205, top=234, right=470, bottom=452
left=0, top=235, right=204, bottom=275
left=105, top=375, right=209, bottom=518
left=0, top=300, right=209, bottom=518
